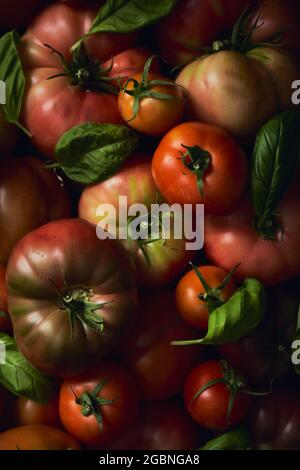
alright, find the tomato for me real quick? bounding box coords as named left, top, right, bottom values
left=118, top=72, right=185, bottom=136
left=176, top=265, right=237, bottom=331
left=7, top=218, right=138, bottom=377
left=250, top=388, right=300, bottom=450
left=120, top=287, right=204, bottom=400
left=0, top=265, right=12, bottom=334
left=219, top=286, right=299, bottom=386
left=79, top=154, right=193, bottom=288
left=184, top=360, right=251, bottom=431
left=0, top=156, right=71, bottom=265
left=155, top=0, right=256, bottom=67
left=0, top=425, right=80, bottom=450
left=176, top=46, right=299, bottom=141
left=250, top=0, right=300, bottom=54
left=15, top=396, right=61, bottom=428
left=204, top=177, right=300, bottom=285
left=111, top=400, right=204, bottom=450
left=152, top=122, right=247, bottom=215
left=0, top=0, right=50, bottom=31
left=0, top=110, right=18, bottom=157
left=19, top=3, right=151, bottom=157
left=59, top=362, right=140, bottom=449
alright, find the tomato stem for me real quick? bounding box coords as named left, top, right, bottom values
left=179, top=144, right=211, bottom=197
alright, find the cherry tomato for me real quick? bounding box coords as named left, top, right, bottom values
left=184, top=360, right=251, bottom=430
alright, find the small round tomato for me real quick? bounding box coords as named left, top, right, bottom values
left=184, top=360, right=251, bottom=431
left=15, top=396, right=61, bottom=428
left=152, top=122, right=248, bottom=215
left=0, top=425, right=80, bottom=450
left=59, top=362, right=140, bottom=449
left=176, top=265, right=237, bottom=331
left=120, top=287, right=204, bottom=401
left=0, top=266, right=11, bottom=334
left=118, top=60, right=185, bottom=136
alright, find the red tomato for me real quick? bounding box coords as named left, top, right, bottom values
left=0, top=0, right=50, bottom=31
left=152, top=122, right=247, bottom=215
left=19, top=3, right=151, bottom=157
left=79, top=154, right=193, bottom=288
left=15, top=396, right=61, bottom=428
left=184, top=360, right=251, bottom=431
left=111, top=400, right=204, bottom=450
left=155, top=0, right=256, bottom=66
left=0, top=266, right=11, bottom=334
left=118, top=72, right=185, bottom=136
left=204, top=177, right=300, bottom=285
left=175, top=265, right=237, bottom=331
left=59, top=362, right=140, bottom=449
left=120, top=287, right=204, bottom=400
left=0, top=425, right=80, bottom=450
left=0, top=156, right=71, bottom=265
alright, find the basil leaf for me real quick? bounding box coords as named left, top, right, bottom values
left=252, top=110, right=300, bottom=237
left=53, top=122, right=139, bottom=184
left=173, top=279, right=265, bottom=346
left=0, top=31, right=30, bottom=136
left=0, top=333, right=56, bottom=403
left=72, top=0, right=178, bottom=51
left=200, top=427, right=251, bottom=450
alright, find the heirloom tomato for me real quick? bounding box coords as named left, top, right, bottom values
left=7, top=219, right=138, bottom=377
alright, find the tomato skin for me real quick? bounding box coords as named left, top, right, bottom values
left=15, top=396, right=61, bottom=428
left=79, top=154, right=193, bottom=288
left=155, top=0, right=256, bottom=67
left=176, top=47, right=299, bottom=141
left=19, top=3, right=147, bottom=158
left=0, top=425, right=80, bottom=450
left=152, top=122, right=247, bottom=215
left=0, top=110, right=18, bottom=157
left=0, top=0, right=50, bottom=31
left=0, top=157, right=71, bottom=265
left=0, top=266, right=12, bottom=334
left=7, top=219, right=138, bottom=377
left=59, top=362, right=140, bottom=449
left=120, top=288, right=204, bottom=401
left=250, top=0, right=300, bottom=54
left=184, top=360, right=251, bottom=431
left=204, top=178, right=300, bottom=286
left=118, top=73, right=185, bottom=136
left=111, top=400, right=203, bottom=450
left=250, top=389, right=300, bottom=450
left=176, top=265, right=237, bottom=331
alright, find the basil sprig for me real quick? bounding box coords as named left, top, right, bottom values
left=200, top=427, right=251, bottom=450
left=0, top=333, right=57, bottom=403
left=252, top=110, right=300, bottom=240
left=0, top=30, right=29, bottom=135
left=72, top=0, right=178, bottom=51
left=172, top=279, right=265, bottom=346
left=50, top=122, right=139, bottom=184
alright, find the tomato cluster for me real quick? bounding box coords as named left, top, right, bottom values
left=0, top=0, right=300, bottom=452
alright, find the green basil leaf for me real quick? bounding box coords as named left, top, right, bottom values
left=72, top=0, right=178, bottom=51
left=0, top=31, right=30, bottom=136
left=200, top=427, right=251, bottom=450
left=53, top=122, right=139, bottom=184
left=0, top=333, right=56, bottom=403
left=173, top=279, right=265, bottom=346
left=252, top=110, right=300, bottom=236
